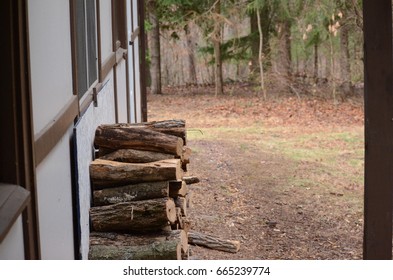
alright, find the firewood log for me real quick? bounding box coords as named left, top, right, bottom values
left=90, top=198, right=177, bottom=232
left=93, top=181, right=169, bottom=206
left=99, top=148, right=175, bottom=163
left=89, top=230, right=188, bottom=260
left=188, top=231, right=240, bottom=253
left=88, top=242, right=180, bottom=260
left=169, top=180, right=188, bottom=198
left=183, top=176, right=200, bottom=185
left=174, top=197, right=187, bottom=217
left=95, top=125, right=184, bottom=156
left=106, top=120, right=187, bottom=144
left=90, top=159, right=183, bottom=188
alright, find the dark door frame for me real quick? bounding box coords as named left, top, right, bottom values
left=0, top=0, right=40, bottom=259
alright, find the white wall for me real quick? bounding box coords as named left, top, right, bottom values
left=75, top=75, right=116, bottom=260
left=28, top=0, right=74, bottom=134
left=36, top=128, right=75, bottom=260
left=28, top=0, right=75, bottom=259
left=0, top=216, right=25, bottom=260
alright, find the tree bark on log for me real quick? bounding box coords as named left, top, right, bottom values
left=188, top=231, right=240, bottom=253
left=90, top=198, right=177, bottom=232
left=90, top=230, right=188, bottom=250
left=93, top=181, right=169, bottom=206
left=100, top=148, right=175, bottom=163
left=97, top=120, right=186, bottom=146
left=89, top=242, right=181, bottom=260
left=90, top=159, right=183, bottom=188
left=89, top=230, right=188, bottom=260
left=95, top=125, right=184, bottom=156
left=183, top=176, right=200, bottom=185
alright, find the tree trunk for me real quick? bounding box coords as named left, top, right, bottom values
left=213, top=0, right=224, bottom=96
left=93, top=181, right=170, bottom=206
left=90, top=198, right=177, bottom=232
left=339, top=23, right=352, bottom=94
left=94, top=125, right=184, bottom=156
left=277, top=20, right=292, bottom=78
left=90, top=159, right=183, bottom=188
left=185, top=24, right=198, bottom=85
left=250, top=6, right=271, bottom=78
left=257, top=8, right=266, bottom=98
left=147, top=0, right=161, bottom=95
left=314, top=42, right=319, bottom=82
left=188, top=231, right=240, bottom=253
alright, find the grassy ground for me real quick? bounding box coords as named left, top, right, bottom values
left=148, top=85, right=364, bottom=259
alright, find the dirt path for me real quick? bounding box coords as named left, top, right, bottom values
left=148, top=86, right=364, bottom=259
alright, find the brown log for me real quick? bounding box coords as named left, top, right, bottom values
left=183, top=176, right=200, bottom=185
left=93, top=181, right=169, bottom=206
left=89, top=230, right=188, bottom=260
left=188, top=231, right=240, bottom=253
left=169, top=180, right=188, bottom=198
left=88, top=242, right=180, bottom=260
left=90, top=159, right=183, bottom=188
left=95, top=125, right=184, bottom=156
left=100, top=148, right=175, bottom=163
left=90, top=198, right=177, bottom=232
left=174, top=197, right=187, bottom=217
left=107, top=120, right=187, bottom=144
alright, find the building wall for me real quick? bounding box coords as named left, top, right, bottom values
left=28, top=0, right=74, bottom=134
left=0, top=216, right=25, bottom=260
left=36, top=129, right=75, bottom=259
left=75, top=75, right=116, bottom=260
left=28, top=0, right=75, bottom=259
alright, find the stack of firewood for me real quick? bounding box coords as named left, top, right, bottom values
left=88, top=120, right=193, bottom=260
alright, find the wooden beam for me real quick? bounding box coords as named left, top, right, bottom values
left=34, top=96, right=79, bottom=166
left=363, top=0, right=393, bottom=260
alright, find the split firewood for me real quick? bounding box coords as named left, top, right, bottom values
left=90, top=198, right=177, bottom=232
left=90, top=159, right=183, bottom=188
left=93, top=181, right=169, bottom=206
left=99, top=148, right=175, bottom=163
left=169, top=180, right=188, bottom=198
left=188, top=231, right=240, bottom=253
left=174, top=197, right=187, bottom=217
left=183, top=176, right=200, bottom=185
left=89, top=230, right=188, bottom=260
left=95, top=125, right=184, bottom=156
left=115, top=119, right=187, bottom=144
left=88, top=242, right=181, bottom=260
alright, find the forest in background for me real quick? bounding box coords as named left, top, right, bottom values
left=145, top=0, right=363, bottom=100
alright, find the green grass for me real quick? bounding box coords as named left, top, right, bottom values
left=189, top=124, right=364, bottom=211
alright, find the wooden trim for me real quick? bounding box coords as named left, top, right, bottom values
left=69, top=0, right=79, bottom=97
left=116, top=47, right=127, bottom=64
left=113, top=65, right=119, bottom=123
left=79, top=90, right=94, bottom=115
left=0, top=184, right=30, bottom=243
left=363, top=0, right=393, bottom=260
left=96, top=0, right=102, bottom=84
left=0, top=0, right=40, bottom=259
left=34, top=96, right=79, bottom=166
left=99, top=52, right=116, bottom=82
left=130, top=27, right=140, bottom=45
left=138, top=0, right=148, bottom=122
